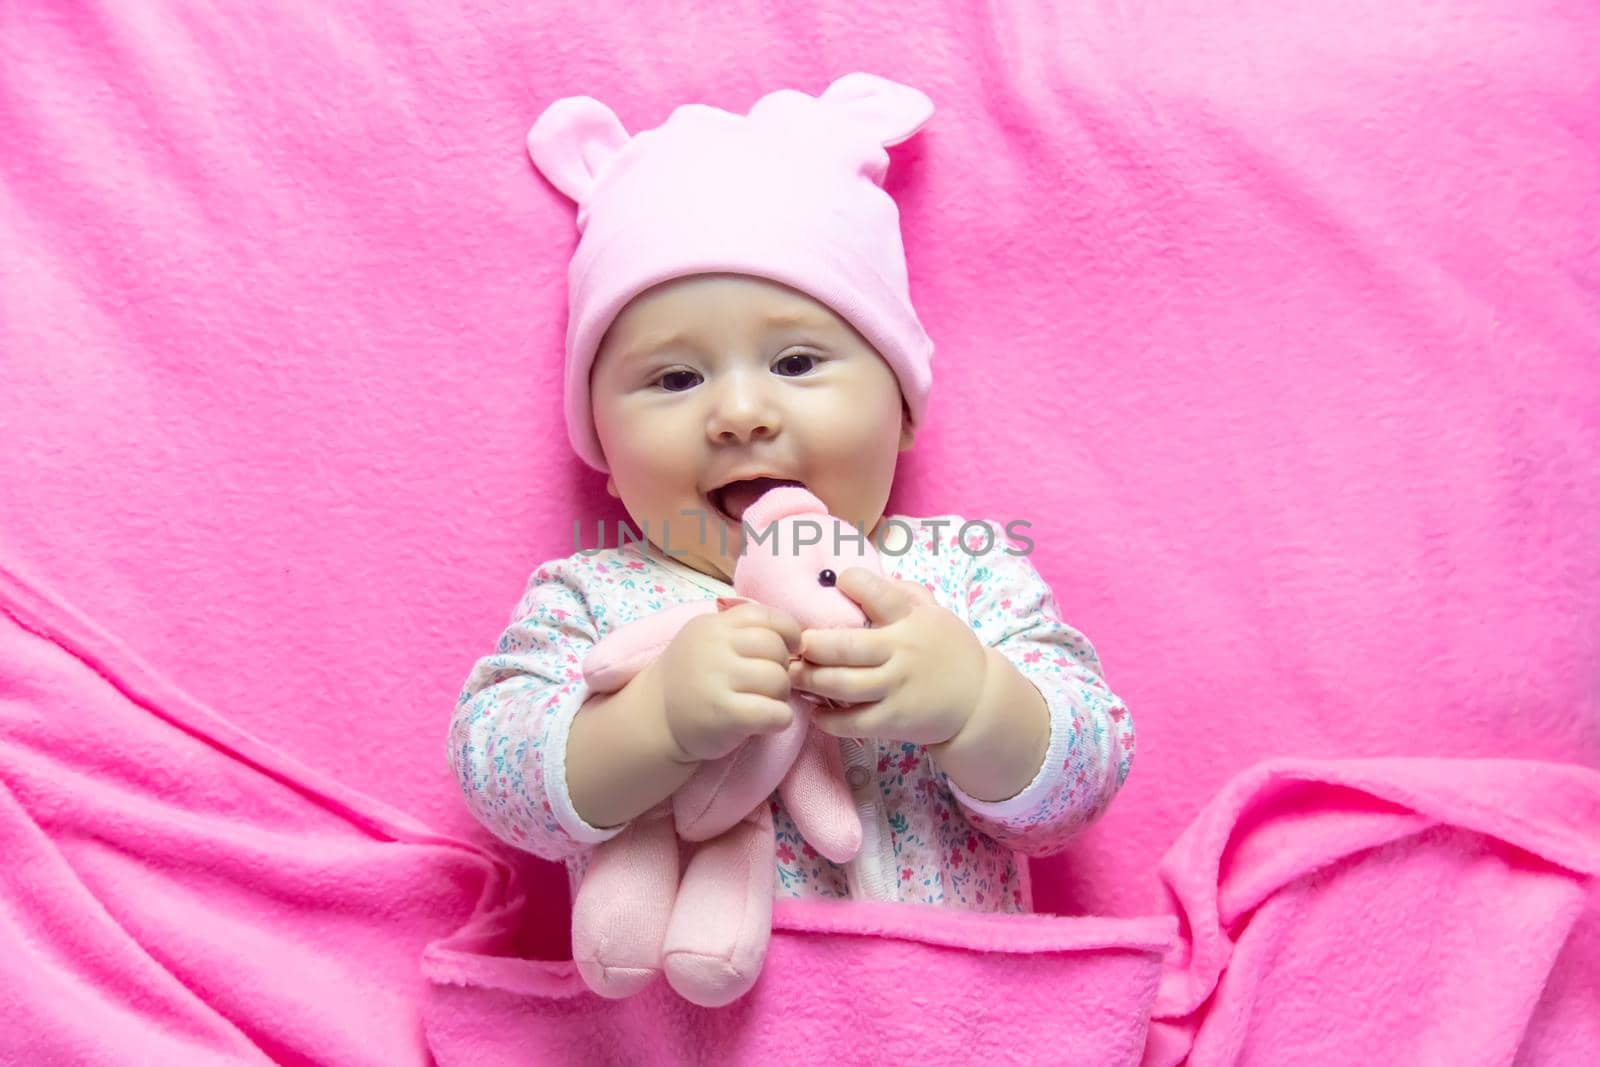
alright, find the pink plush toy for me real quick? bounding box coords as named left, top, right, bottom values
left=570, top=486, right=883, bottom=1007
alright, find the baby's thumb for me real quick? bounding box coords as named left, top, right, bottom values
left=757, top=700, right=797, bottom=736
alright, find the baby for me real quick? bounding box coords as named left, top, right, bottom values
left=448, top=73, right=1134, bottom=921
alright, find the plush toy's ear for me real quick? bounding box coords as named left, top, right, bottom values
left=526, top=95, right=631, bottom=205
left=819, top=72, right=934, bottom=148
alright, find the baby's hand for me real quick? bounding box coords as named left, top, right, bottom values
left=656, top=602, right=804, bottom=763
left=789, top=568, right=987, bottom=746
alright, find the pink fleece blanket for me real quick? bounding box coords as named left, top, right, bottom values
left=6, top=561, right=1597, bottom=1063
left=3, top=1, right=1597, bottom=1063
left=423, top=760, right=1600, bottom=1066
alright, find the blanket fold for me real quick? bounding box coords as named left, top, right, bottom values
left=0, top=560, right=513, bottom=1067
left=1143, top=758, right=1600, bottom=1066
left=422, top=898, right=1175, bottom=1066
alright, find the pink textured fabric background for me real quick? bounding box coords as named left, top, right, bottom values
left=2, top=0, right=1595, bottom=970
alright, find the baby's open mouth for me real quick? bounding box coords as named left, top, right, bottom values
left=707, top=477, right=806, bottom=523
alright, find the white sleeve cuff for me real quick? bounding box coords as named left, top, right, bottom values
left=541, top=679, right=630, bottom=846
left=943, top=679, right=1074, bottom=822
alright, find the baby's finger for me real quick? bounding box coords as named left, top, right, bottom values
left=807, top=699, right=887, bottom=740
left=790, top=662, right=893, bottom=705
left=834, top=567, right=918, bottom=626
left=729, top=623, right=796, bottom=666
left=725, top=602, right=802, bottom=656
left=724, top=691, right=795, bottom=736
left=730, top=656, right=792, bottom=702
left=800, top=626, right=891, bottom=668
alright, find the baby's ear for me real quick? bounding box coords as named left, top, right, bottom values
left=819, top=72, right=934, bottom=148
left=526, top=96, right=631, bottom=205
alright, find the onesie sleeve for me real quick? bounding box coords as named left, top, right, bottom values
left=931, top=520, right=1136, bottom=858
left=446, top=557, right=629, bottom=863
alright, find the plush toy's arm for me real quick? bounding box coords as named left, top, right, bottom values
left=774, top=711, right=862, bottom=863
left=580, top=601, right=718, bottom=695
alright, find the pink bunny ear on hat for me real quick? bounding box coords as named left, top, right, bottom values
left=526, top=96, right=631, bottom=212
left=820, top=72, right=934, bottom=148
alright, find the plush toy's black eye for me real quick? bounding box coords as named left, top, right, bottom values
left=818, top=569, right=836, bottom=587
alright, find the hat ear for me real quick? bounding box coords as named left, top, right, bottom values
left=820, top=72, right=934, bottom=148
left=526, top=96, right=631, bottom=205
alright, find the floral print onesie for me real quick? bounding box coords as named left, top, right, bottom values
left=448, top=515, right=1134, bottom=914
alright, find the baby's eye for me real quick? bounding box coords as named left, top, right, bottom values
left=774, top=352, right=819, bottom=377
left=655, top=369, right=702, bottom=392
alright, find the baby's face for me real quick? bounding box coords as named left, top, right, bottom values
left=590, top=273, right=914, bottom=584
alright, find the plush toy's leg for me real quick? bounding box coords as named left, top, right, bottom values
left=570, top=802, right=679, bottom=999
left=674, top=710, right=807, bottom=842
left=661, top=803, right=776, bottom=1008
left=778, top=722, right=862, bottom=864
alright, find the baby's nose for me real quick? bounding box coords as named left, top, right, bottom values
left=706, top=381, right=781, bottom=443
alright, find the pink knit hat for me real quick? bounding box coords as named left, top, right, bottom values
left=526, top=73, right=936, bottom=473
